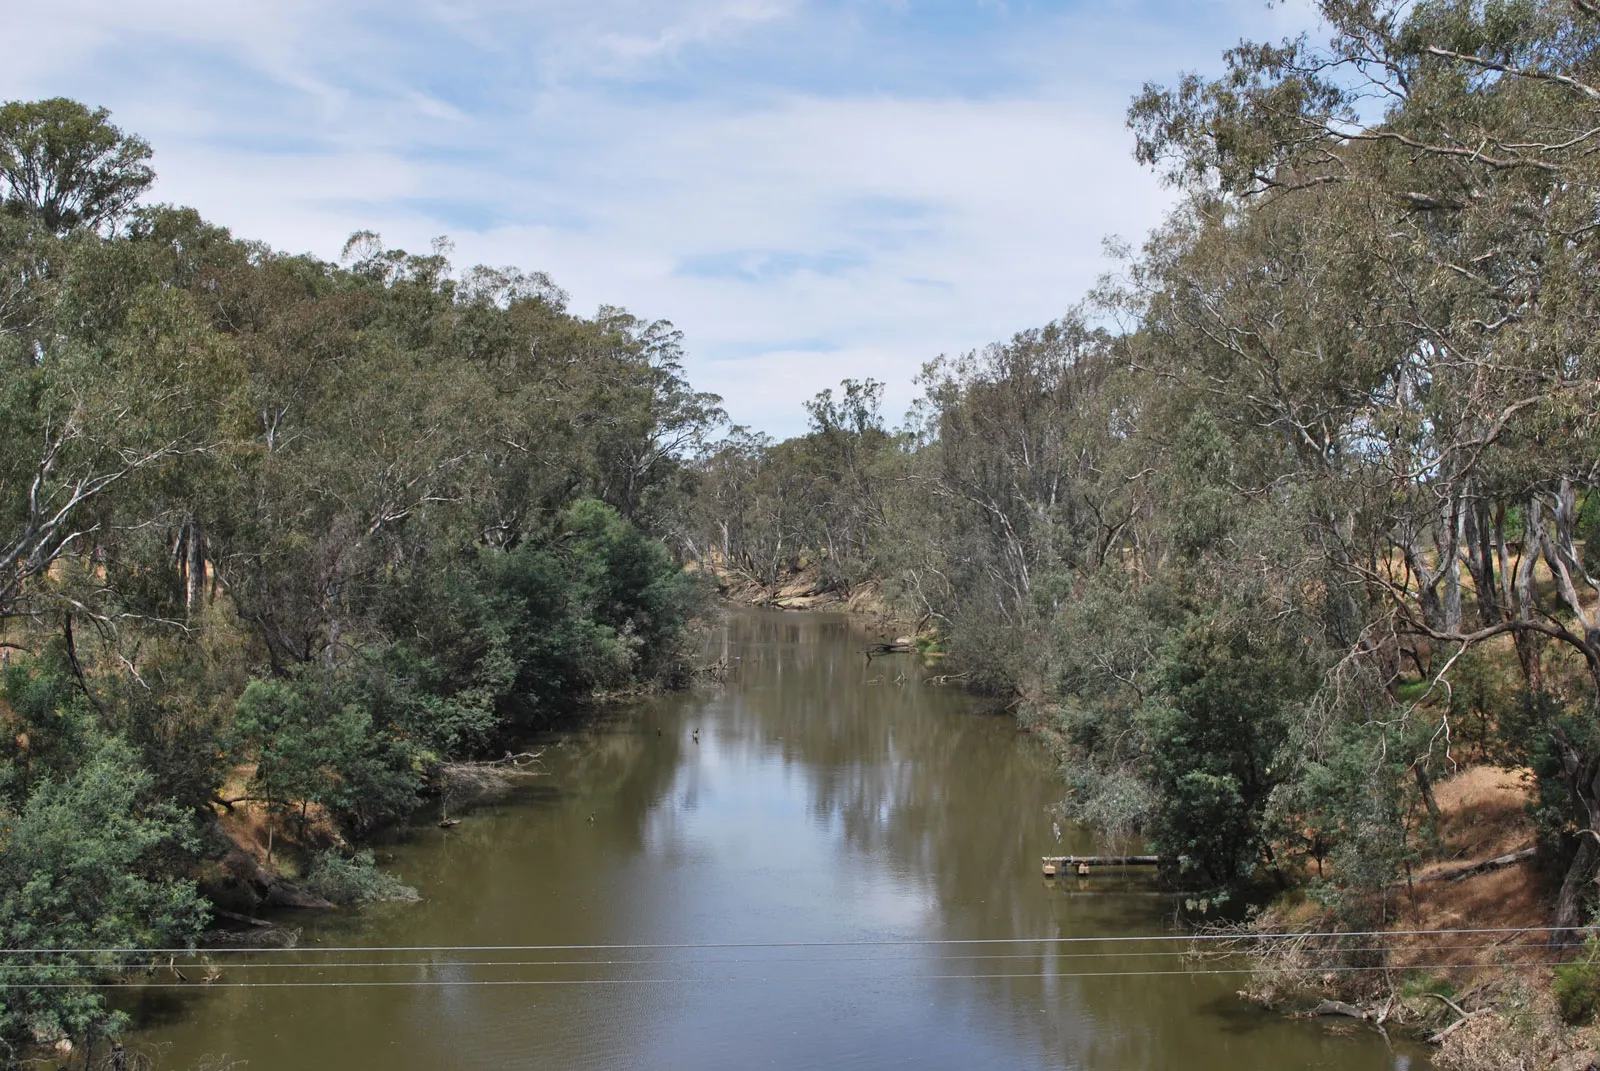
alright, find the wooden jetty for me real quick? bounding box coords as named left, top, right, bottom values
left=1042, top=854, right=1161, bottom=877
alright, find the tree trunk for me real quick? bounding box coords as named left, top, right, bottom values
left=62, top=613, right=103, bottom=716
left=1414, top=762, right=1443, bottom=828
left=1508, top=501, right=1545, bottom=689
left=1462, top=498, right=1499, bottom=628
left=185, top=516, right=206, bottom=619
left=1553, top=833, right=1597, bottom=939
left=1553, top=747, right=1600, bottom=939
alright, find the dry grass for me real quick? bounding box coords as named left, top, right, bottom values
left=1378, top=766, right=1549, bottom=972
left=1243, top=761, right=1574, bottom=1058
left=212, top=763, right=342, bottom=876
left=1430, top=766, right=1538, bottom=868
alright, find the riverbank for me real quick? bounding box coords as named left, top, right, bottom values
left=200, top=746, right=561, bottom=927
left=690, top=555, right=914, bottom=635
left=130, top=608, right=1413, bottom=1070
left=1234, top=763, right=1597, bottom=1070
left=717, top=575, right=1596, bottom=1066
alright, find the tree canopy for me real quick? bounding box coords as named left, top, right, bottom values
left=0, top=98, right=153, bottom=233
left=688, top=0, right=1600, bottom=929
left=0, top=98, right=718, bottom=1062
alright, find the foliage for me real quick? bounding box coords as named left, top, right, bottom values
left=0, top=735, right=208, bottom=1059
left=234, top=673, right=421, bottom=837
left=687, top=379, right=898, bottom=591
left=0, top=92, right=717, bottom=1062
left=1553, top=945, right=1600, bottom=1025
left=684, top=0, right=1600, bottom=930
left=302, top=849, right=418, bottom=905
left=12, top=0, right=1600, bottom=1042
left=1144, top=622, right=1313, bottom=892
left=367, top=498, right=701, bottom=755
left=1296, top=722, right=1418, bottom=928
left=0, top=97, right=152, bottom=232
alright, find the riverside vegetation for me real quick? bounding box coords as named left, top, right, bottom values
left=7, top=0, right=1600, bottom=1065
left=0, top=98, right=721, bottom=1063
left=683, top=1, right=1600, bottom=1064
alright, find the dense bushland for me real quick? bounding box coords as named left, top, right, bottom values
left=0, top=98, right=717, bottom=1061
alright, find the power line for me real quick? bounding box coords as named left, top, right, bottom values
left=15, top=960, right=1571, bottom=990
left=0, top=941, right=1557, bottom=972
left=0, top=924, right=1586, bottom=956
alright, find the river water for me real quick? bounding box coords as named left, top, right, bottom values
left=133, top=610, right=1422, bottom=1069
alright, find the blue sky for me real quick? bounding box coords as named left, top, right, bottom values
left=5, top=0, right=1319, bottom=436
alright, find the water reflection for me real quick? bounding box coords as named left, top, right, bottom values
left=131, top=609, right=1421, bottom=1070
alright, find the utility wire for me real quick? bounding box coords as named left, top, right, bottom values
left=14, top=960, right=1573, bottom=990
left=0, top=924, right=1588, bottom=956
left=0, top=941, right=1559, bottom=973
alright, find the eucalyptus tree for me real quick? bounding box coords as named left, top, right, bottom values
left=1129, top=0, right=1600, bottom=922
left=0, top=97, right=720, bottom=1064
left=0, top=98, right=153, bottom=234
left=900, top=318, right=1129, bottom=689
left=0, top=214, right=246, bottom=630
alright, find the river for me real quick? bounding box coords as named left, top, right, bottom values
left=131, top=609, right=1422, bottom=1069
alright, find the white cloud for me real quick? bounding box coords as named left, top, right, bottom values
left=1, top=0, right=1321, bottom=436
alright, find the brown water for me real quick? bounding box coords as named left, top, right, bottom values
left=132, top=610, right=1423, bottom=1069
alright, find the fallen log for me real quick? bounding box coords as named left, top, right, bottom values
left=205, top=925, right=300, bottom=949
left=437, top=750, right=545, bottom=813
left=1309, top=999, right=1369, bottom=1020
left=1420, top=846, right=1536, bottom=884
left=1428, top=1007, right=1494, bottom=1044
left=1041, top=855, right=1162, bottom=867
left=223, top=850, right=336, bottom=910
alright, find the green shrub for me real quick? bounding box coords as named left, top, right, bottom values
left=302, top=850, right=418, bottom=905
left=1553, top=949, right=1600, bottom=1024
left=234, top=671, right=423, bottom=837
left=1395, top=679, right=1429, bottom=703
left=0, top=735, right=209, bottom=1056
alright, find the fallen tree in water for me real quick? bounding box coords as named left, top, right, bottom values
left=437, top=750, right=545, bottom=820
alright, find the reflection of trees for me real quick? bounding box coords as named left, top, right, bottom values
left=381, top=705, right=687, bottom=904
left=132, top=609, right=1401, bottom=1070
left=716, top=611, right=1077, bottom=934
left=698, top=611, right=1393, bottom=1069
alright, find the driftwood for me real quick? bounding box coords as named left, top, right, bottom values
left=1041, top=855, right=1162, bottom=867
left=211, top=908, right=272, bottom=928
left=1421, top=991, right=1472, bottom=1019
left=206, top=924, right=300, bottom=948
left=1419, top=993, right=1495, bottom=1044
left=699, top=658, right=734, bottom=682
left=437, top=750, right=545, bottom=816
left=1310, top=999, right=1370, bottom=1020
left=1428, top=1008, right=1494, bottom=1044
left=1419, top=846, right=1536, bottom=883
left=865, top=642, right=914, bottom=660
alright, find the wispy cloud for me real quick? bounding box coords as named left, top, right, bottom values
left=2, top=0, right=1322, bottom=435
